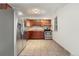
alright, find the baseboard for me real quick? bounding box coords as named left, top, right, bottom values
left=52, top=39, right=71, bottom=56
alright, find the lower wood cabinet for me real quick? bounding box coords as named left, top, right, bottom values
left=23, top=31, right=44, bottom=39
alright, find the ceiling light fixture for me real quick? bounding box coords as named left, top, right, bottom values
left=32, top=8, right=40, bottom=14
left=18, top=11, right=23, bottom=16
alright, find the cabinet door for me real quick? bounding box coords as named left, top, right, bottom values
left=35, top=21, right=41, bottom=26
left=28, top=31, right=44, bottom=39
left=41, top=20, right=51, bottom=26
left=29, top=20, right=35, bottom=26
left=26, top=20, right=41, bottom=26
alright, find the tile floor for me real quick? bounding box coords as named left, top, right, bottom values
left=19, top=39, right=70, bottom=56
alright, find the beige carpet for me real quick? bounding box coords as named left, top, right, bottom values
left=19, top=40, right=70, bottom=56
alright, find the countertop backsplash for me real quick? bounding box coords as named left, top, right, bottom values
left=24, top=26, right=51, bottom=31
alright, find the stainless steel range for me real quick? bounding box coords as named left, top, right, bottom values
left=44, top=30, right=52, bottom=40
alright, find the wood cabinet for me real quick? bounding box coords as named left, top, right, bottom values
left=23, top=19, right=51, bottom=40
left=30, top=31, right=44, bottom=39
left=41, top=20, right=51, bottom=26
left=24, top=19, right=51, bottom=27
left=23, top=31, right=44, bottom=39
left=26, top=20, right=41, bottom=26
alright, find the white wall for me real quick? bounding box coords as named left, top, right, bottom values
left=0, top=10, right=14, bottom=56
left=14, top=11, right=18, bottom=55
left=53, top=4, right=79, bottom=56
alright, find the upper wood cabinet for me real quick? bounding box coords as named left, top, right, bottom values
left=24, top=19, right=51, bottom=27
left=41, top=20, right=51, bottom=26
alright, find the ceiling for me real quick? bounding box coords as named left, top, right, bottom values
left=10, top=3, right=67, bottom=18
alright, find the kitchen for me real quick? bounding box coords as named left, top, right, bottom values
left=23, top=19, right=52, bottom=40
left=12, top=3, right=70, bottom=56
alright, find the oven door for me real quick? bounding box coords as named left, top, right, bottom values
left=44, top=31, right=52, bottom=39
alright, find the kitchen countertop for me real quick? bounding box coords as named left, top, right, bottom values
left=24, top=26, right=44, bottom=31
left=24, top=26, right=52, bottom=31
